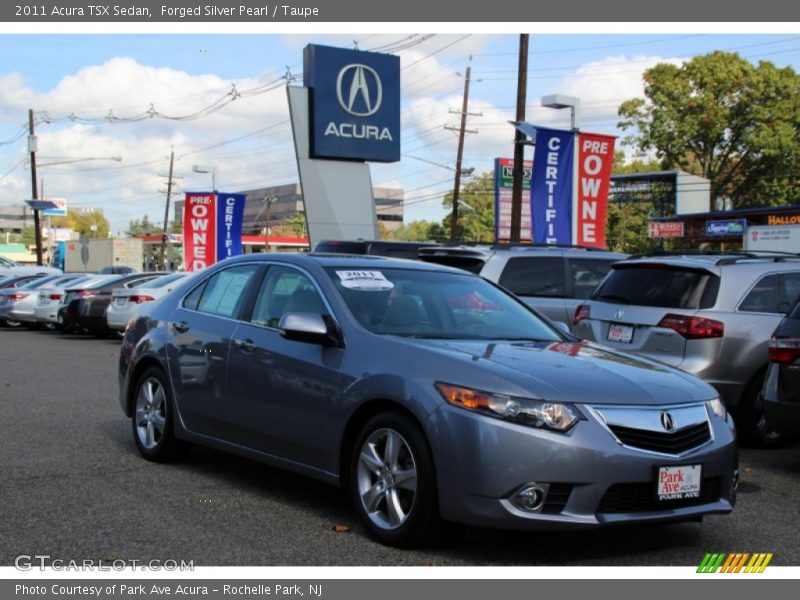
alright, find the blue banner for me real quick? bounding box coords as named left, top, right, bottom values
left=304, top=44, right=400, bottom=162
left=215, top=193, right=246, bottom=261
left=532, top=127, right=575, bottom=244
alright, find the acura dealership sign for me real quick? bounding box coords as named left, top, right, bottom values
left=303, top=44, right=400, bottom=162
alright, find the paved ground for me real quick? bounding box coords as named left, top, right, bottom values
left=1, top=327, right=799, bottom=566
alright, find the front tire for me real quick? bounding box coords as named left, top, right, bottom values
left=131, top=367, right=189, bottom=462
left=349, top=411, right=438, bottom=547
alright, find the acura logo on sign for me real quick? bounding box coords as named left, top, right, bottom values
left=336, top=64, right=383, bottom=117
left=660, top=411, right=676, bottom=432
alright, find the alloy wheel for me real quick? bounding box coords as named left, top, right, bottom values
left=134, top=377, right=167, bottom=450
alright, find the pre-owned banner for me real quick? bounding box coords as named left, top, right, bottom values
left=574, top=132, right=616, bottom=248
left=183, top=192, right=246, bottom=271
left=532, top=128, right=574, bottom=244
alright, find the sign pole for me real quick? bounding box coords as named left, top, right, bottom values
left=28, top=109, right=43, bottom=266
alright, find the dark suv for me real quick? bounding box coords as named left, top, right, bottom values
left=314, top=240, right=439, bottom=260
left=419, top=244, right=627, bottom=325
left=763, top=297, right=800, bottom=435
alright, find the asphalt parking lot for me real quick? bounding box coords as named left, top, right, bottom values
left=1, top=327, right=799, bottom=566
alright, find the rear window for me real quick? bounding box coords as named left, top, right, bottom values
left=593, top=264, right=720, bottom=309
left=315, top=241, right=367, bottom=254
left=498, top=257, right=565, bottom=298
left=419, top=254, right=486, bottom=274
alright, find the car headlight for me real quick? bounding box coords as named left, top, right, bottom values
left=435, top=382, right=580, bottom=432
left=706, top=398, right=727, bottom=420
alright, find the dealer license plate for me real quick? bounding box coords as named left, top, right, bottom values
left=657, top=464, right=702, bottom=501
left=607, top=323, right=634, bottom=343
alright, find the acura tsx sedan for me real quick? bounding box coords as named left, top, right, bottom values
left=118, top=253, right=737, bottom=546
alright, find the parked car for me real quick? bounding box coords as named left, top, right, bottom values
left=0, top=274, right=46, bottom=325
left=100, top=266, right=137, bottom=275
left=33, top=274, right=103, bottom=330
left=419, top=244, right=628, bottom=325
left=572, top=252, right=800, bottom=446
left=106, top=272, right=191, bottom=332
left=60, top=272, right=166, bottom=336
left=763, top=297, right=800, bottom=435
left=315, top=239, right=440, bottom=260
left=0, top=273, right=87, bottom=328
left=120, top=253, right=736, bottom=547
left=0, top=255, right=62, bottom=276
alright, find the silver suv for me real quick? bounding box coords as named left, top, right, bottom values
left=572, top=252, right=800, bottom=446
left=419, top=244, right=628, bottom=325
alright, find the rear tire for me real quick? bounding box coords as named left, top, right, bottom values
left=734, top=373, right=786, bottom=448
left=131, top=367, right=190, bottom=462
left=349, top=411, right=438, bottom=547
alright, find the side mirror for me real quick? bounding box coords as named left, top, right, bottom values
left=278, top=312, right=341, bottom=347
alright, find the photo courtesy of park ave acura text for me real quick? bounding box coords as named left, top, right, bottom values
left=1, top=22, right=799, bottom=573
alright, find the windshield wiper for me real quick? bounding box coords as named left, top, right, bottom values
left=595, top=293, right=631, bottom=304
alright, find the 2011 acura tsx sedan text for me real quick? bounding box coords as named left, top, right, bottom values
left=118, top=253, right=737, bottom=546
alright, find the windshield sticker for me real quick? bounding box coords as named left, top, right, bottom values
left=336, top=270, right=394, bottom=291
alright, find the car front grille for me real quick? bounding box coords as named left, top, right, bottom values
left=608, top=422, right=711, bottom=454
left=542, top=483, right=573, bottom=514
left=597, top=477, right=722, bottom=513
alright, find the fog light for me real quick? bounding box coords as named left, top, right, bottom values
left=512, top=483, right=549, bottom=512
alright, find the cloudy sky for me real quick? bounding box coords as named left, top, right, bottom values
left=1, top=32, right=799, bottom=234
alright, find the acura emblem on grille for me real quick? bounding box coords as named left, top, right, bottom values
left=614, top=308, right=624, bottom=320
left=660, top=411, right=676, bottom=432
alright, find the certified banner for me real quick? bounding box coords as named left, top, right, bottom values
left=531, top=127, right=574, bottom=244
left=183, top=192, right=246, bottom=271
left=216, top=193, right=246, bottom=261
left=574, top=132, right=616, bottom=248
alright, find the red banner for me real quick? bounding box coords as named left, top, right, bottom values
left=183, top=193, right=217, bottom=271
left=574, top=133, right=616, bottom=248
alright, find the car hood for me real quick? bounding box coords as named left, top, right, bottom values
left=409, top=338, right=716, bottom=406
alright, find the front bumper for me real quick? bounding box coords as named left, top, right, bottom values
left=429, top=403, right=737, bottom=530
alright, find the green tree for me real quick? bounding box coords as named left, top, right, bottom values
left=441, top=172, right=496, bottom=243
left=20, top=225, right=37, bottom=247
left=389, top=220, right=445, bottom=241
left=51, top=210, right=110, bottom=238
left=125, top=214, right=161, bottom=237
left=619, top=51, right=800, bottom=208
left=271, top=212, right=308, bottom=237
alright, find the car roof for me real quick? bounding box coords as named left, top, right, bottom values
left=220, top=252, right=475, bottom=275
left=619, top=252, right=800, bottom=272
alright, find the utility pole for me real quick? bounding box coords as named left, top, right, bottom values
left=159, top=150, right=175, bottom=271
left=446, top=57, right=480, bottom=242
left=28, top=109, right=43, bottom=266
left=510, top=34, right=529, bottom=243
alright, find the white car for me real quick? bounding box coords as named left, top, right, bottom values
left=106, top=272, right=190, bottom=331
left=0, top=255, right=62, bottom=276
left=0, top=273, right=88, bottom=327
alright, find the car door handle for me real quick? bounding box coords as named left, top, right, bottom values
left=234, top=338, right=256, bottom=352
left=172, top=320, right=190, bottom=333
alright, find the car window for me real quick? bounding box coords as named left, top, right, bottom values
left=739, top=274, right=779, bottom=314
left=124, top=275, right=161, bottom=289
left=594, top=264, right=720, bottom=309
left=779, top=272, right=800, bottom=315
left=183, top=281, right=206, bottom=311
left=195, top=264, right=259, bottom=319
left=250, top=266, right=328, bottom=328
left=570, top=259, right=615, bottom=300
left=498, top=257, right=565, bottom=298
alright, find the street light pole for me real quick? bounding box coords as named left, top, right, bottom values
left=28, top=109, right=43, bottom=266
left=263, top=196, right=275, bottom=253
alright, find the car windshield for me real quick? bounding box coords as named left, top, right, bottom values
left=592, top=263, right=720, bottom=309
left=326, top=267, right=562, bottom=341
